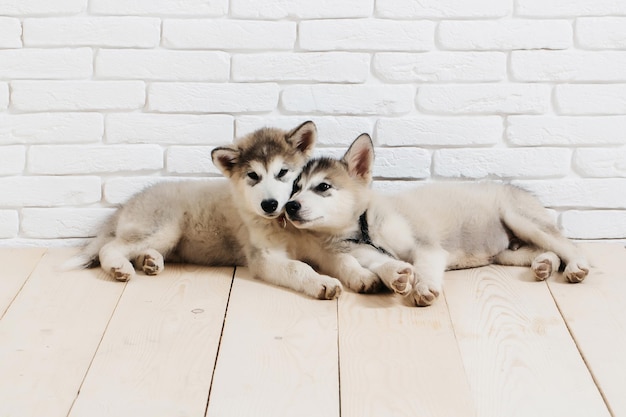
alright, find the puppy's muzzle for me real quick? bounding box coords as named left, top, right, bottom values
left=285, top=200, right=301, bottom=218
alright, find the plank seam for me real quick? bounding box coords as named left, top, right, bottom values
left=0, top=248, right=48, bottom=321
left=336, top=298, right=342, bottom=417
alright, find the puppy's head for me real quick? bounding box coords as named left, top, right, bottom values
left=285, top=133, right=374, bottom=233
left=212, top=121, right=316, bottom=219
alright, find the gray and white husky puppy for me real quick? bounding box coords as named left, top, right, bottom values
left=285, top=134, right=590, bottom=306
left=69, top=122, right=361, bottom=299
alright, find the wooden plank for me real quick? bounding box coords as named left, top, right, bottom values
left=207, top=267, right=339, bottom=417
left=0, top=248, right=126, bottom=417
left=339, top=291, right=476, bottom=417
left=445, top=264, right=610, bottom=417
left=547, top=243, right=626, bottom=417
left=0, top=248, right=46, bottom=317
left=69, top=265, right=234, bottom=417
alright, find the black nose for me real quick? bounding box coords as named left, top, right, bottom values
left=285, top=200, right=301, bottom=217
left=261, top=199, right=278, bottom=214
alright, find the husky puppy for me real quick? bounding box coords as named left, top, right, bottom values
left=285, top=134, right=590, bottom=306
left=69, top=122, right=353, bottom=299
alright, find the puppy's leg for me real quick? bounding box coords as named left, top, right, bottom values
left=408, top=246, right=448, bottom=307
left=349, top=245, right=413, bottom=295
left=494, top=247, right=561, bottom=281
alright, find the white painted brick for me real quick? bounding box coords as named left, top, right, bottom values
left=96, top=50, right=229, bottom=82
left=0, top=176, right=101, bottom=207
left=236, top=116, right=374, bottom=146
left=508, top=116, right=626, bottom=146
left=0, top=17, right=22, bottom=48
left=439, top=20, right=571, bottom=51
left=23, top=17, right=160, bottom=48
left=512, top=51, right=626, bottom=82
left=0, top=48, right=92, bottom=80
left=434, top=148, right=571, bottom=179
left=300, top=19, right=434, bottom=52
left=377, top=116, right=502, bottom=146
left=166, top=146, right=221, bottom=175
left=513, top=179, right=626, bottom=209
left=0, top=113, right=103, bottom=145
left=282, top=85, right=415, bottom=115
left=0, top=210, right=18, bottom=239
left=574, top=148, right=626, bottom=178
left=11, top=81, right=145, bottom=112
left=0, top=83, right=8, bottom=110
left=163, top=19, right=296, bottom=50
left=22, top=208, right=116, bottom=238
left=28, top=145, right=163, bottom=175
left=561, top=210, right=626, bottom=239
left=90, top=0, right=227, bottom=16
left=232, top=0, right=372, bottom=18
left=373, top=52, right=505, bottom=82
left=556, top=84, right=626, bottom=115
left=516, top=0, right=626, bottom=17
left=0, top=146, right=25, bottom=175
left=577, top=17, right=626, bottom=50
left=104, top=177, right=219, bottom=205
left=418, top=84, right=550, bottom=115
left=148, top=83, right=278, bottom=113
left=0, top=0, right=85, bottom=16
left=106, top=114, right=233, bottom=145
left=233, top=53, right=369, bottom=83
left=376, top=0, right=510, bottom=18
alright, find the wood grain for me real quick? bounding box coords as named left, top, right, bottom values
left=445, top=264, right=610, bottom=417
left=0, top=247, right=46, bottom=317
left=207, top=267, right=340, bottom=417
left=68, top=265, right=234, bottom=417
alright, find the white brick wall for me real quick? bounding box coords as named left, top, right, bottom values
left=1, top=1, right=625, bottom=246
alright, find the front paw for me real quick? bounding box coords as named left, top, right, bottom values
left=379, top=261, right=414, bottom=295
left=408, top=282, right=441, bottom=307
left=345, top=270, right=384, bottom=294
left=305, top=276, right=343, bottom=300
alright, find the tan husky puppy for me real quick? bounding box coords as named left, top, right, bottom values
left=285, top=134, right=590, bottom=306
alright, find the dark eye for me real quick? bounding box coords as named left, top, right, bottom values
left=247, top=172, right=259, bottom=181
left=277, top=168, right=288, bottom=178
left=315, top=182, right=331, bottom=193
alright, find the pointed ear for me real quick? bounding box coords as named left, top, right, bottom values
left=342, top=133, right=374, bottom=183
left=211, top=146, right=239, bottom=177
left=286, top=121, right=316, bottom=157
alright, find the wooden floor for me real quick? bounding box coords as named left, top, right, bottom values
left=1, top=243, right=625, bottom=417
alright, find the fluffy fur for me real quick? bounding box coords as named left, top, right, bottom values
left=286, top=134, right=590, bottom=306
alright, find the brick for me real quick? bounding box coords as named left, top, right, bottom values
left=96, top=50, right=229, bottom=82
left=508, top=116, right=626, bottom=146
left=0, top=113, right=103, bottom=145
left=516, top=0, right=626, bottom=17
left=0, top=83, right=8, bottom=110
left=104, top=177, right=217, bottom=204
left=512, top=51, right=626, bottom=82
left=23, top=17, right=160, bottom=48
left=231, top=0, right=372, bottom=18
left=439, top=20, right=571, bottom=50
left=556, top=84, right=626, bottom=115
left=106, top=114, right=233, bottom=145
left=0, top=176, right=101, bottom=207
left=11, top=81, right=145, bottom=111
left=90, top=0, right=227, bottom=16
left=377, top=116, right=502, bottom=146
left=167, top=146, right=221, bottom=175
left=163, top=19, right=295, bottom=50
left=148, top=83, right=278, bottom=113
left=0, top=0, right=85, bottom=16
left=28, top=145, right=163, bottom=174
left=0, top=146, right=25, bottom=175
left=233, top=52, right=369, bottom=83
left=577, top=17, right=626, bottom=50
left=512, top=179, right=626, bottom=209
left=0, top=17, right=22, bottom=48
left=434, top=148, right=571, bottom=179
left=0, top=48, right=92, bottom=80
left=561, top=210, right=626, bottom=239
left=418, top=84, right=550, bottom=114
left=0, top=210, right=18, bottom=239
left=236, top=116, right=374, bottom=146
left=22, top=208, right=116, bottom=239
left=300, top=19, right=434, bottom=51
left=282, top=85, right=415, bottom=115
left=376, top=0, right=510, bottom=18
left=373, top=52, right=505, bottom=82
left=574, top=148, right=626, bottom=178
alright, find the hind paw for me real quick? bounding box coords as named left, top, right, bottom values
left=140, top=250, right=164, bottom=276
left=564, top=262, right=589, bottom=283
left=111, top=263, right=135, bottom=282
